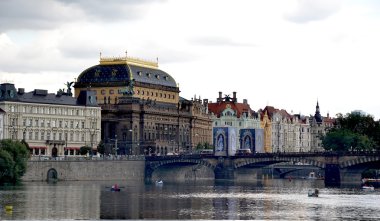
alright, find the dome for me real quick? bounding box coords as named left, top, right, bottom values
left=75, top=56, right=177, bottom=88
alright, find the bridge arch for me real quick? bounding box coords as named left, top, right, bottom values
left=233, top=157, right=326, bottom=169
left=145, top=158, right=216, bottom=182
left=47, top=168, right=58, bottom=182
left=340, top=156, right=380, bottom=168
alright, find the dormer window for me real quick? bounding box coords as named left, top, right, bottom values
left=164, top=76, right=168, bottom=80
left=146, top=73, right=151, bottom=78
left=155, top=74, right=160, bottom=79
left=137, top=71, right=142, bottom=76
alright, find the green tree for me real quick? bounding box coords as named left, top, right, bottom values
left=203, top=142, right=212, bottom=149
left=322, top=129, right=374, bottom=151
left=322, top=112, right=379, bottom=151
left=0, top=139, right=29, bottom=185
left=196, top=143, right=204, bottom=150
left=97, top=140, right=105, bottom=155
left=79, top=146, right=91, bottom=155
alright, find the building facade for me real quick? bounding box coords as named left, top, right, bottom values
left=208, top=92, right=262, bottom=150
left=259, top=101, right=334, bottom=153
left=0, top=83, right=101, bottom=157
left=74, top=54, right=212, bottom=155
left=260, top=106, right=311, bottom=153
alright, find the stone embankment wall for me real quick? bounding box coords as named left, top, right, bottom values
left=22, top=157, right=146, bottom=181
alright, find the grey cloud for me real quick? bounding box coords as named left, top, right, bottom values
left=189, top=36, right=255, bottom=47
left=285, top=0, right=341, bottom=23
left=0, top=0, right=164, bottom=32
left=0, top=0, right=82, bottom=32
left=57, top=0, right=165, bottom=21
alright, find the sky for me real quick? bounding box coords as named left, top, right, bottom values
left=0, top=0, right=380, bottom=119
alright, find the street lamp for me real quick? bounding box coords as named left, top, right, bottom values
left=113, top=135, right=118, bottom=157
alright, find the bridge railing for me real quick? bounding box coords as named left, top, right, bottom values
left=29, top=155, right=146, bottom=162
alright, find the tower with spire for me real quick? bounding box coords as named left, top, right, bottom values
left=310, top=100, right=325, bottom=151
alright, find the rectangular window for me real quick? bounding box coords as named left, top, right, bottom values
left=41, top=131, right=45, bottom=140
left=35, top=119, right=39, bottom=127
left=47, top=132, right=50, bottom=140
left=53, top=133, right=56, bottom=140
left=59, top=133, right=62, bottom=141
left=29, top=132, right=32, bottom=140
left=81, top=122, right=85, bottom=129
left=23, top=119, right=26, bottom=126
left=41, top=119, right=45, bottom=127
left=35, top=131, right=38, bottom=140
left=47, top=120, right=50, bottom=127
left=70, top=121, right=74, bottom=128
left=59, top=121, right=62, bottom=128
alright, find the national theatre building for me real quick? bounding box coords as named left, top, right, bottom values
left=74, top=54, right=212, bottom=155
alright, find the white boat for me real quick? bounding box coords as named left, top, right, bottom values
left=155, top=180, right=163, bottom=185
left=362, top=185, right=375, bottom=191
left=308, top=189, right=319, bottom=197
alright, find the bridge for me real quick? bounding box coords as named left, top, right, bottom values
left=145, top=151, right=380, bottom=186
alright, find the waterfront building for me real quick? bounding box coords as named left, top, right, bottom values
left=0, top=108, right=4, bottom=140
left=207, top=92, right=261, bottom=150
left=260, top=106, right=311, bottom=153
left=74, top=54, right=212, bottom=155
left=0, top=83, right=101, bottom=156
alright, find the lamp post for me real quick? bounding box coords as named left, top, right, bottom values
left=115, top=135, right=118, bottom=157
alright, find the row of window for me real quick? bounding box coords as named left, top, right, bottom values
left=9, top=105, right=98, bottom=116
left=21, top=118, right=95, bottom=129
left=22, top=131, right=96, bottom=142
left=97, top=89, right=176, bottom=100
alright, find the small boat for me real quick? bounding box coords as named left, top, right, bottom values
left=362, top=185, right=375, bottom=191
left=308, top=189, right=319, bottom=197
left=5, top=205, right=13, bottom=211
left=155, top=180, right=163, bottom=185
left=110, top=184, right=121, bottom=192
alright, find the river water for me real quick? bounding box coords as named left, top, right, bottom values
left=0, top=179, right=379, bottom=220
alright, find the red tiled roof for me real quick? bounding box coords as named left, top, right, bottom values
left=208, top=102, right=252, bottom=118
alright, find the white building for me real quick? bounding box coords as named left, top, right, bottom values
left=0, top=83, right=101, bottom=157
left=262, top=106, right=311, bottom=153
left=208, top=92, right=261, bottom=149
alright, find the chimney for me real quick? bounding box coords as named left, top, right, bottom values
left=18, top=88, right=25, bottom=94
left=218, top=91, right=222, bottom=103
left=203, top=99, right=208, bottom=105
left=243, top=99, right=247, bottom=104
left=233, top=91, right=237, bottom=102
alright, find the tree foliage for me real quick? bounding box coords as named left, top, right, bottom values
left=97, top=140, right=105, bottom=155
left=79, top=146, right=91, bottom=155
left=0, top=139, right=29, bottom=185
left=322, top=112, right=379, bottom=151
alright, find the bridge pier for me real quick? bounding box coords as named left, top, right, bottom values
left=214, top=158, right=235, bottom=180
left=325, top=164, right=366, bottom=187
left=324, top=164, right=341, bottom=187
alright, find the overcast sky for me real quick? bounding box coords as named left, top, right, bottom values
left=0, top=0, right=379, bottom=119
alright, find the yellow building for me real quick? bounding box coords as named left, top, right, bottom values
left=74, top=54, right=211, bottom=155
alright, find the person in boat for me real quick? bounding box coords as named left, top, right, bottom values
left=308, top=189, right=319, bottom=197
left=111, top=184, right=120, bottom=191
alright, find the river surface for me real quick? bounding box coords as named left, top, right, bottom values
left=0, top=179, right=379, bottom=220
